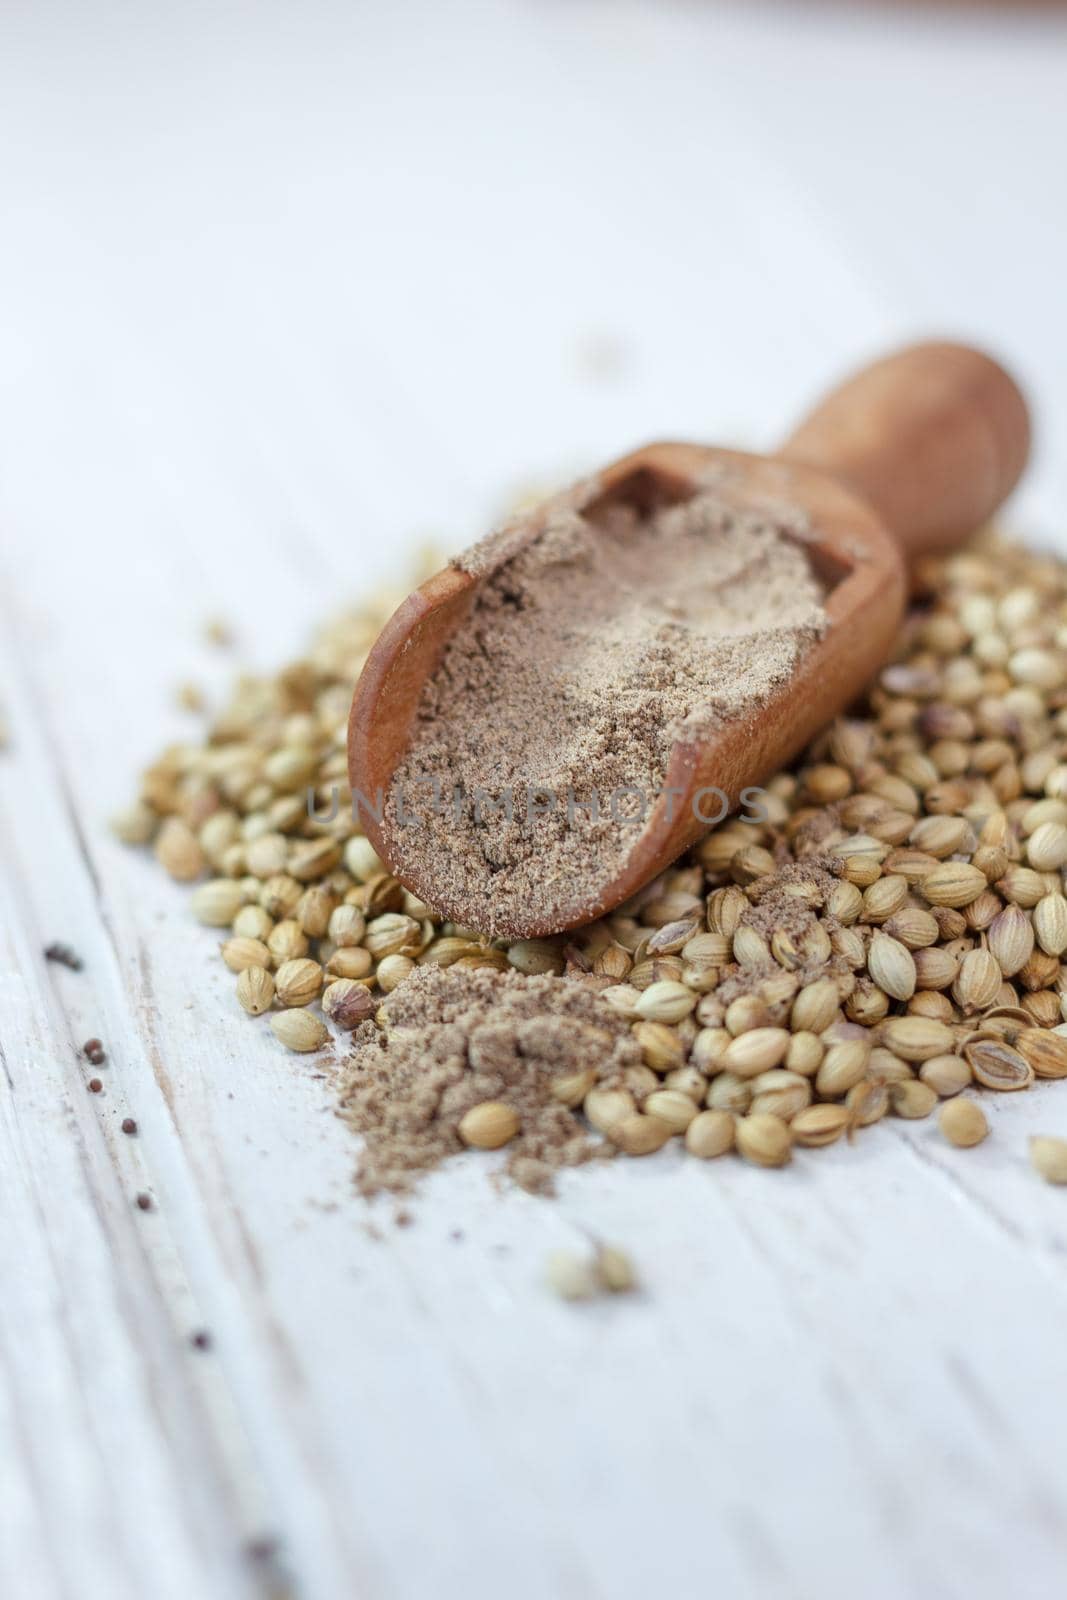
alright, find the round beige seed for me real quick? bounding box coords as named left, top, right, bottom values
left=868, top=933, right=916, bottom=1001
left=233, top=904, right=274, bottom=941
left=321, top=979, right=374, bottom=1030
left=880, top=1016, right=955, bottom=1062
left=545, top=1250, right=598, bottom=1301
left=221, top=936, right=272, bottom=974
left=328, top=904, right=366, bottom=947
left=507, top=939, right=565, bottom=976
left=246, top=833, right=289, bottom=878
left=791, top=978, right=840, bottom=1034
left=644, top=1089, right=699, bottom=1133
left=705, top=1072, right=752, bottom=1114
left=986, top=904, right=1034, bottom=977
left=912, top=947, right=960, bottom=991
left=692, top=1027, right=732, bottom=1072
left=365, top=913, right=421, bottom=959
left=1030, top=1135, right=1067, bottom=1185
left=861, top=874, right=909, bottom=922
left=662, top=1066, right=708, bottom=1103
left=735, top=1113, right=792, bottom=1168
left=634, top=981, right=696, bottom=1025
left=270, top=1008, right=328, bottom=1052
left=721, top=1027, right=790, bottom=1078
left=155, top=817, right=205, bottom=882
left=938, top=1098, right=988, bottom=1148
left=685, top=1109, right=735, bottom=1159
left=596, top=1246, right=637, bottom=1293
left=1034, top=893, right=1067, bottom=957
left=110, top=802, right=158, bottom=845
left=920, top=862, right=987, bottom=908
left=274, top=957, right=323, bottom=1009
left=633, top=1021, right=686, bottom=1073
left=458, top=1102, right=521, bottom=1149
left=732, top=926, right=771, bottom=967
left=952, top=949, right=1001, bottom=1014
left=785, top=1031, right=824, bottom=1077
left=919, top=1054, right=972, bottom=1097
left=584, top=1089, right=635, bottom=1135
left=268, top=920, right=309, bottom=964
left=1026, top=822, right=1067, bottom=873
left=964, top=1038, right=1034, bottom=1091
left=376, top=954, right=415, bottom=992
left=791, top=1105, right=851, bottom=1147
left=236, top=966, right=275, bottom=1016
left=1017, top=1029, right=1067, bottom=1080
left=190, top=878, right=247, bottom=927
left=326, top=947, right=374, bottom=980
left=884, top=908, right=940, bottom=949
left=609, top=1113, right=674, bottom=1156
left=550, top=1068, right=597, bottom=1108
left=815, top=1039, right=870, bottom=1097
left=724, top=993, right=770, bottom=1036
left=344, top=836, right=384, bottom=882
left=889, top=1080, right=939, bottom=1120
left=846, top=1079, right=889, bottom=1127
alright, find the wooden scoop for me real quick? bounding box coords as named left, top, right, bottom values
left=349, top=341, right=1029, bottom=936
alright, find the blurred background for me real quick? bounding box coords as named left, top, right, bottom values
left=1, top=0, right=1065, bottom=643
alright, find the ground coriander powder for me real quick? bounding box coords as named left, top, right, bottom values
left=386, top=481, right=826, bottom=935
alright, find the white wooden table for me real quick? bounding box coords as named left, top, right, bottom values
left=3, top=4, right=1067, bottom=1597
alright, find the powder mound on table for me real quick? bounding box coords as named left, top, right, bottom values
left=337, top=965, right=641, bottom=1196
left=386, top=482, right=826, bottom=935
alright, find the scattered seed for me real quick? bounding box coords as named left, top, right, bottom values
left=953, top=949, right=1002, bottom=1014
left=44, top=942, right=82, bottom=971
left=608, top=1113, right=673, bottom=1156
left=596, top=1245, right=637, bottom=1293
left=939, top=1098, right=989, bottom=1147
left=546, top=1250, right=599, bottom=1300
left=919, top=1054, right=972, bottom=1097
left=155, top=817, right=205, bottom=882
left=965, top=1038, right=1034, bottom=1092
left=685, top=1109, right=735, bottom=1158
left=237, top=967, right=275, bottom=1016
left=735, top=1113, right=792, bottom=1168
left=791, top=1104, right=851, bottom=1147
left=1017, top=1028, right=1067, bottom=1079
left=110, top=802, right=157, bottom=844
left=722, top=1027, right=790, bottom=1077
left=274, top=957, right=324, bottom=1009
left=270, top=1009, right=328, bottom=1053
left=458, top=1102, right=521, bottom=1149
left=889, top=1080, right=939, bottom=1120
left=322, top=979, right=375, bottom=1030
left=190, top=879, right=247, bottom=927
left=1030, top=1135, right=1067, bottom=1184
left=643, top=1089, right=698, bottom=1133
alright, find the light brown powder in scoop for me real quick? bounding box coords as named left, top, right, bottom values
left=386, top=480, right=826, bottom=936
left=337, top=965, right=641, bottom=1196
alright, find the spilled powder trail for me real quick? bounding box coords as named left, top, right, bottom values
left=386, top=482, right=826, bottom=934
left=338, top=965, right=641, bottom=1196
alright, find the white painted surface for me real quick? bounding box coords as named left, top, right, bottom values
left=2, top=4, right=1067, bottom=1597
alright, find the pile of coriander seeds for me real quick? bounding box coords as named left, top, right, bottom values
left=114, top=530, right=1067, bottom=1183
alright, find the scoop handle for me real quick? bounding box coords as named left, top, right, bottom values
left=779, top=341, right=1030, bottom=559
